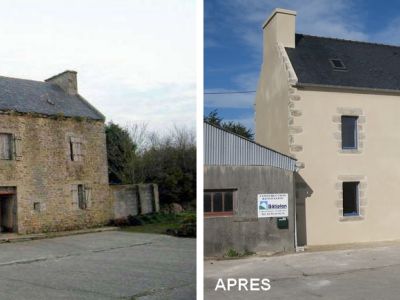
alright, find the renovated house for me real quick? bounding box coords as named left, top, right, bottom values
left=204, top=122, right=297, bottom=256
left=0, top=71, right=110, bottom=234
left=256, top=8, right=400, bottom=247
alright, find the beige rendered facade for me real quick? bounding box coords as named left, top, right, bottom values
left=255, top=9, right=400, bottom=246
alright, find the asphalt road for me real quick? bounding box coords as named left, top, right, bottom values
left=205, top=243, right=400, bottom=299
left=0, top=231, right=196, bottom=300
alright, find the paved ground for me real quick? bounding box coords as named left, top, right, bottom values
left=0, top=231, right=195, bottom=299
left=205, top=243, right=400, bottom=299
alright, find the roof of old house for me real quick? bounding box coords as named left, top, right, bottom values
left=286, top=34, right=400, bottom=92
left=0, top=75, right=104, bottom=120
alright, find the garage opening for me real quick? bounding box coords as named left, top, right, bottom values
left=0, top=187, right=17, bottom=233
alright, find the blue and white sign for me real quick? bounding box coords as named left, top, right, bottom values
left=258, top=194, right=288, bottom=218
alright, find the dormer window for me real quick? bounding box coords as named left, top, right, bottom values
left=329, top=59, right=346, bottom=70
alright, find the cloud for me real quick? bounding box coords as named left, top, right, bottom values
left=233, top=72, right=259, bottom=90
left=218, top=0, right=367, bottom=50
left=204, top=89, right=255, bottom=109
left=206, top=0, right=369, bottom=116
left=0, top=0, right=196, bottom=133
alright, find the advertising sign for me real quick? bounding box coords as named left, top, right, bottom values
left=258, top=194, right=288, bottom=218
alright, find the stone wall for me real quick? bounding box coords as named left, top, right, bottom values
left=0, top=113, right=110, bottom=234
left=111, top=184, right=159, bottom=219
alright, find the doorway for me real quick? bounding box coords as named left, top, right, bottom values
left=0, top=187, right=17, bottom=233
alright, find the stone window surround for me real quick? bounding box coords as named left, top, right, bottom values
left=333, top=107, right=366, bottom=154
left=335, top=175, right=367, bottom=222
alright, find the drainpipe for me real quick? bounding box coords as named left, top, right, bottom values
left=294, top=162, right=305, bottom=252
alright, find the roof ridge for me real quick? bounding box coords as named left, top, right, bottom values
left=297, top=33, right=400, bottom=49
left=0, top=75, right=48, bottom=85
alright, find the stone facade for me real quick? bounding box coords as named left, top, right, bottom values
left=0, top=112, right=110, bottom=234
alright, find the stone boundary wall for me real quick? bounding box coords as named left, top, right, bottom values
left=111, top=184, right=159, bottom=219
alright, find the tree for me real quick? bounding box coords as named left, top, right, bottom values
left=106, top=122, right=196, bottom=206
left=105, top=122, right=137, bottom=184
left=137, top=126, right=196, bottom=205
left=204, top=109, right=254, bottom=140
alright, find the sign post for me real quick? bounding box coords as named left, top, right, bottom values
left=258, top=194, right=288, bottom=218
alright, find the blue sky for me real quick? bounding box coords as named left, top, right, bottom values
left=205, top=0, right=400, bottom=130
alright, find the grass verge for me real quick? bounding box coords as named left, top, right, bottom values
left=120, top=211, right=195, bottom=237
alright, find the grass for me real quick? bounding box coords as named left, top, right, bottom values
left=120, top=211, right=195, bottom=236
left=224, top=248, right=255, bottom=258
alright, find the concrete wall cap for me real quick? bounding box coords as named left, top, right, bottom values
left=263, top=8, right=297, bottom=29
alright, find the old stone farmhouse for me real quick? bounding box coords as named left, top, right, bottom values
left=0, top=70, right=110, bottom=234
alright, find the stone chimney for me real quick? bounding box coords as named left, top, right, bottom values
left=262, top=8, right=296, bottom=48
left=45, top=70, right=78, bottom=95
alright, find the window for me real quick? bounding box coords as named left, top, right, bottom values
left=329, top=58, right=346, bottom=70
left=343, top=182, right=359, bottom=216
left=70, top=137, right=83, bottom=161
left=0, top=134, right=12, bottom=160
left=204, top=190, right=234, bottom=216
left=77, top=184, right=87, bottom=209
left=33, top=202, right=41, bottom=212
left=72, top=184, right=91, bottom=210
left=341, top=116, right=358, bottom=149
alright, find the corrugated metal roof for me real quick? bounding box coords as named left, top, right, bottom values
left=204, top=122, right=296, bottom=171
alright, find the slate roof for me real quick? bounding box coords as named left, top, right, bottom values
left=286, top=34, right=400, bottom=91
left=0, top=75, right=104, bottom=120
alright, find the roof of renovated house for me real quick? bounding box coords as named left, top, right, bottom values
left=286, top=34, right=400, bottom=92
left=0, top=75, right=104, bottom=120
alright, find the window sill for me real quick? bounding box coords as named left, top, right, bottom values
left=204, top=212, right=234, bottom=218
left=340, top=149, right=362, bottom=154
left=340, top=215, right=364, bottom=222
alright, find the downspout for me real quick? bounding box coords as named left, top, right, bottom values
left=294, top=162, right=305, bottom=252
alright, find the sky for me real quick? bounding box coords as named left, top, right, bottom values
left=0, top=0, right=196, bottom=134
left=205, top=0, right=400, bottom=130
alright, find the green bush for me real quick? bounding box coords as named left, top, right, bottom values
left=225, top=248, right=240, bottom=258
left=105, top=123, right=196, bottom=207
